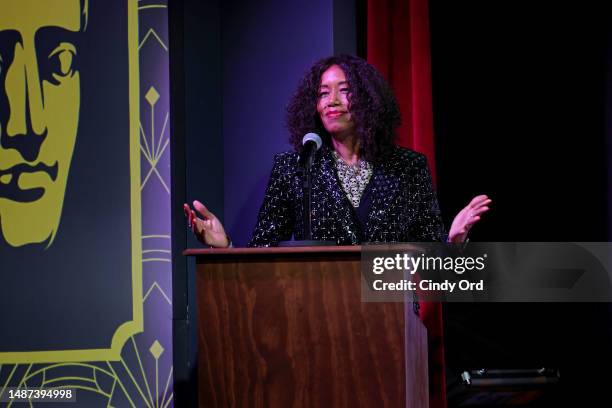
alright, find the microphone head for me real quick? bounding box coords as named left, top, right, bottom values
left=302, top=133, right=322, bottom=150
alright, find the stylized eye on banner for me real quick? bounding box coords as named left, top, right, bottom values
left=0, top=0, right=141, bottom=362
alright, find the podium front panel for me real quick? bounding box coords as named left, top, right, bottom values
left=188, top=246, right=427, bottom=408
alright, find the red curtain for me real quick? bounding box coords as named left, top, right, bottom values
left=367, top=0, right=446, bottom=407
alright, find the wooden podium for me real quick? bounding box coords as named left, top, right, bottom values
left=185, top=246, right=428, bottom=407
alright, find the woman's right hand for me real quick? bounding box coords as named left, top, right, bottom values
left=183, top=200, right=230, bottom=248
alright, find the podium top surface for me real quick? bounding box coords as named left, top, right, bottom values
left=184, top=245, right=362, bottom=257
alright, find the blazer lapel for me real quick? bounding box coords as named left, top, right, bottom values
left=366, top=157, right=401, bottom=240
left=316, top=148, right=360, bottom=240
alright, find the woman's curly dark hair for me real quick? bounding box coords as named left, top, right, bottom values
left=286, top=54, right=400, bottom=162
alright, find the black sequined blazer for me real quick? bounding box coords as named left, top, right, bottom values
left=248, top=145, right=446, bottom=247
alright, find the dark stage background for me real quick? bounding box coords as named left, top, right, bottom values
left=172, top=0, right=612, bottom=405
left=429, top=0, right=612, bottom=404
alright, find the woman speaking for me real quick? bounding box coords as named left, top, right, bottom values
left=184, top=54, right=490, bottom=247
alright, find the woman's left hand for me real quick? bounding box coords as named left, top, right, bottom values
left=448, top=195, right=492, bottom=243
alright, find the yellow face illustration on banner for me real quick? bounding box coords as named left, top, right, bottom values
left=0, top=0, right=84, bottom=247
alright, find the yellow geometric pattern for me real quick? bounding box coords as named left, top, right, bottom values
left=140, top=84, right=170, bottom=194
left=0, top=339, right=174, bottom=407
left=139, top=29, right=168, bottom=51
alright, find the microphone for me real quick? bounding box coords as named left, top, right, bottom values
left=298, top=133, right=322, bottom=169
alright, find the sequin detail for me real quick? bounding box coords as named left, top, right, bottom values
left=331, top=150, right=373, bottom=208
left=248, top=145, right=446, bottom=247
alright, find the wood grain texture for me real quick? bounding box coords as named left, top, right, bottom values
left=194, top=249, right=428, bottom=407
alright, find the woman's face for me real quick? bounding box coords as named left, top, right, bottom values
left=316, top=64, right=355, bottom=138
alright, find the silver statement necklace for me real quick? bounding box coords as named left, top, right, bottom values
left=332, top=150, right=373, bottom=208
